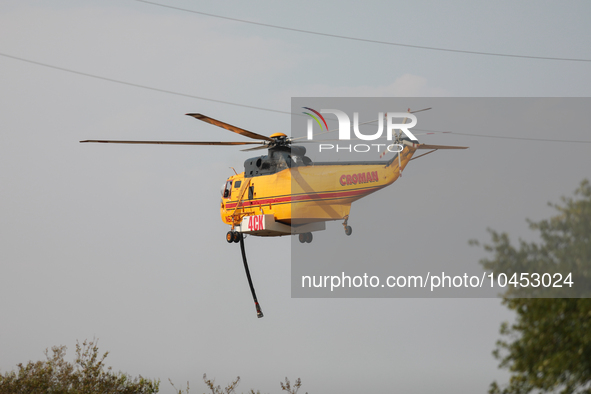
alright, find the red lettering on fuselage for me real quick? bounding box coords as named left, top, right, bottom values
left=247, top=215, right=264, bottom=231
left=339, top=171, right=379, bottom=186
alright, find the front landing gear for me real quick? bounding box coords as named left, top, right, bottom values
left=342, top=216, right=352, bottom=236
left=226, top=231, right=242, bottom=243
left=298, top=232, right=313, bottom=243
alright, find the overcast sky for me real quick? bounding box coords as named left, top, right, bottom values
left=1, top=1, right=590, bottom=393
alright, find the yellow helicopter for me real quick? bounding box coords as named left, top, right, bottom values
left=82, top=112, right=467, bottom=242
left=81, top=111, right=467, bottom=318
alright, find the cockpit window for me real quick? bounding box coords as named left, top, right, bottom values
left=222, top=180, right=232, bottom=198
left=234, top=180, right=242, bottom=189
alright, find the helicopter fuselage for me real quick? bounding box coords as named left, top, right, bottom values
left=220, top=141, right=420, bottom=237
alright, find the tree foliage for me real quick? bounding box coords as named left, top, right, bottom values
left=169, top=375, right=306, bottom=394
left=0, top=340, right=160, bottom=394
left=474, top=180, right=591, bottom=394
left=0, top=340, right=306, bottom=394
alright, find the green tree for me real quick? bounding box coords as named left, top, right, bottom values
left=0, top=340, right=160, bottom=394
left=473, top=180, right=591, bottom=394
left=1, top=341, right=306, bottom=394
left=170, top=375, right=306, bottom=394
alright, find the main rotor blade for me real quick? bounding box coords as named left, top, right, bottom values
left=417, top=144, right=468, bottom=149
left=409, top=107, right=432, bottom=114
left=186, top=113, right=273, bottom=142
left=240, top=145, right=270, bottom=152
left=80, top=140, right=264, bottom=146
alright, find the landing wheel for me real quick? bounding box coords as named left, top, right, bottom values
left=341, top=215, right=352, bottom=236
left=233, top=232, right=242, bottom=243
left=298, top=232, right=313, bottom=243
left=226, top=231, right=234, bottom=243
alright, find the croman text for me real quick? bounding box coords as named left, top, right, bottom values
left=340, top=171, right=379, bottom=186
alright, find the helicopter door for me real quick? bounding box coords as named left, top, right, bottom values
left=248, top=185, right=254, bottom=200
